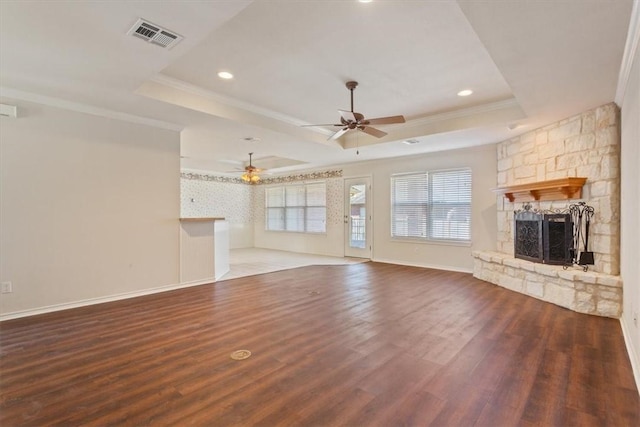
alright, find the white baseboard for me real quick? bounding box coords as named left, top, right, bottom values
left=620, top=316, right=640, bottom=395
left=371, top=257, right=473, bottom=274
left=215, top=268, right=230, bottom=281
left=0, top=279, right=215, bottom=322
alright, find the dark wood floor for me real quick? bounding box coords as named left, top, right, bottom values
left=1, top=263, right=638, bottom=426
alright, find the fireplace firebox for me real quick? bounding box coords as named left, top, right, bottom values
left=543, top=214, right=573, bottom=265
left=514, top=208, right=573, bottom=265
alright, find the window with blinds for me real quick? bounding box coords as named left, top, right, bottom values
left=391, top=168, right=471, bottom=242
left=265, top=182, right=326, bottom=233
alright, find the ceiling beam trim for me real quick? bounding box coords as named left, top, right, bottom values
left=0, top=87, right=184, bottom=131
left=136, top=77, right=339, bottom=148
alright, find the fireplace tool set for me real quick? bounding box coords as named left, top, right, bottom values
left=566, top=201, right=595, bottom=271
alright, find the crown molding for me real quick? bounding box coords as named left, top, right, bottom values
left=615, top=0, right=640, bottom=106
left=339, top=97, right=524, bottom=148
left=0, top=87, right=183, bottom=132
left=404, top=98, right=521, bottom=129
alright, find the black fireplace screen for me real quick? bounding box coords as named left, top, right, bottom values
left=543, top=214, right=573, bottom=265
left=514, top=209, right=573, bottom=265
left=514, top=212, right=543, bottom=263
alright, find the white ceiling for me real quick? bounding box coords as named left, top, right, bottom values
left=0, top=0, right=633, bottom=175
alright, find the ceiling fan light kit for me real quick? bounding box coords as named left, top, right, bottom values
left=304, top=81, right=406, bottom=141
left=240, top=152, right=262, bottom=184
left=241, top=173, right=260, bottom=183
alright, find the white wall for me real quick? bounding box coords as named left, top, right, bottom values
left=619, top=21, right=640, bottom=387
left=344, top=145, right=497, bottom=272
left=0, top=99, right=181, bottom=318
left=251, top=145, right=497, bottom=272
left=180, top=176, right=254, bottom=248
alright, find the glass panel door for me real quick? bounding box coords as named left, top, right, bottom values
left=344, top=177, right=372, bottom=258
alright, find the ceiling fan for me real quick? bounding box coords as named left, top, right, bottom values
left=239, top=152, right=264, bottom=183
left=304, top=81, right=406, bottom=140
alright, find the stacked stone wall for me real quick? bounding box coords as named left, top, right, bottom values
left=474, top=103, right=622, bottom=318
left=496, top=103, right=620, bottom=275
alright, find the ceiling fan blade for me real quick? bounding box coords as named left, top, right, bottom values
left=360, top=126, right=387, bottom=138
left=328, top=128, right=349, bottom=141
left=301, top=123, right=343, bottom=127
left=338, top=110, right=357, bottom=123
left=362, top=115, right=406, bottom=125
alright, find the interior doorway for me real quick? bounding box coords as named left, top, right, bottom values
left=344, top=177, right=372, bottom=258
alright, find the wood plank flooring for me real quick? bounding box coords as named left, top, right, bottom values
left=1, top=262, right=638, bottom=426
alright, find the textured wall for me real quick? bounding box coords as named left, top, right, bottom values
left=180, top=175, right=254, bottom=249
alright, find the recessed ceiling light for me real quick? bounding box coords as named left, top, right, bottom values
left=457, top=89, right=473, bottom=97
left=218, top=71, right=234, bottom=80
left=403, top=139, right=420, bottom=145
left=243, top=137, right=261, bottom=143
left=359, top=0, right=373, bottom=3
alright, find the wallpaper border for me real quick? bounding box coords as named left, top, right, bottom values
left=181, top=170, right=343, bottom=185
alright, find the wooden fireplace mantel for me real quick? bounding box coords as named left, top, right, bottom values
left=493, top=177, right=587, bottom=202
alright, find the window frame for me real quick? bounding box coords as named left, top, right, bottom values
left=264, top=181, right=327, bottom=234
left=390, top=168, right=472, bottom=244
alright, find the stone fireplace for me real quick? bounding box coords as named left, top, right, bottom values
left=473, top=103, right=622, bottom=318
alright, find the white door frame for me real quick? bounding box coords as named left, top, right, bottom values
left=344, top=176, right=372, bottom=258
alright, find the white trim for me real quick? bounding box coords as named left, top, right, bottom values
left=620, top=316, right=640, bottom=395
left=615, top=0, right=640, bottom=106
left=404, top=98, right=521, bottom=129
left=0, top=279, right=214, bottom=322
left=371, top=257, right=473, bottom=274
left=150, top=74, right=318, bottom=129
left=0, top=87, right=184, bottom=132
left=150, top=74, right=519, bottom=138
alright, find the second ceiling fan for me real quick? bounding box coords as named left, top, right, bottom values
left=305, top=81, right=406, bottom=140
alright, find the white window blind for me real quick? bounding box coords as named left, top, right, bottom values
left=391, top=168, right=471, bottom=242
left=265, top=182, right=326, bottom=233
left=265, top=187, right=285, bottom=231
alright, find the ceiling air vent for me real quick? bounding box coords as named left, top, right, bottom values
left=0, top=104, right=17, bottom=118
left=127, top=18, right=182, bottom=49
left=403, top=139, right=421, bottom=145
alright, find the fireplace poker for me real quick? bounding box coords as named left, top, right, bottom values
left=578, top=204, right=595, bottom=268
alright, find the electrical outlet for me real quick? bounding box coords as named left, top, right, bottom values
left=1, top=281, right=13, bottom=294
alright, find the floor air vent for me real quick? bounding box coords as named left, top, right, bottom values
left=127, top=18, right=182, bottom=49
